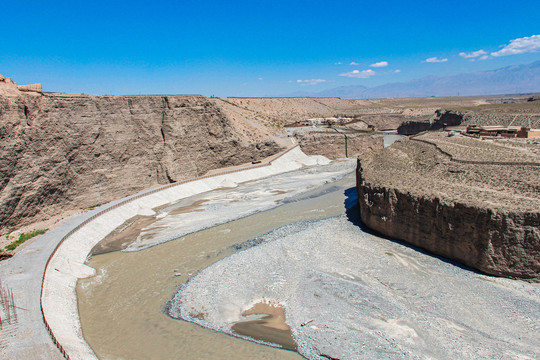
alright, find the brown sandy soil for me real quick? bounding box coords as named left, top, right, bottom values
left=222, top=95, right=538, bottom=127
left=90, top=215, right=157, bottom=255
left=219, top=95, right=540, bottom=141
left=167, top=199, right=208, bottom=215
left=232, top=302, right=296, bottom=351
left=91, top=199, right=212, bottom=255
left=357, top=131, right=540, bottom=278
left=360, top=132, right=539, bottom=212
left=209, top=98, right=291, bottom=148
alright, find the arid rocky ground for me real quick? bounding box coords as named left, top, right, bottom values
left=357, top=132, right=540, bottom=279
left=1, top=73, right=539, bottom=246
left=361, top=132, right=539, bottom=212
left=1, top=73, right=539, bottom=360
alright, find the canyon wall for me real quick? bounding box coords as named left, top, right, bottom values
left=356, top=172, right=540, bottom=279
left=356, top=133, right=540, bottom=280
left=397, top=110, right=463, bottom=134
left=295, top=132, right=383, bottom=159
left=0, top=90, right=282, bottom=234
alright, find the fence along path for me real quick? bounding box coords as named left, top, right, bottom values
left=40, top=145, right=299, bottom=359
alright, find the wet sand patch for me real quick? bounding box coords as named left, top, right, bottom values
left=166, top=199, right=209, bottom=216
left=91, top=199, right=211, bottom=255
left=232, top=302, right=296, bottom=351
left=90, top=215, right=157, bottom=255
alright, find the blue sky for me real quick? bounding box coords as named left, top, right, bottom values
left=1, top=0, right=539, bottom=96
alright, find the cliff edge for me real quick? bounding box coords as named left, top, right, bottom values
left=0, top=89, right=284, bottom=235
left=356, top=132, right=540, bottom=280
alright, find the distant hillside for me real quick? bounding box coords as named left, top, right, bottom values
left=310, top=60, right=540, bottom=99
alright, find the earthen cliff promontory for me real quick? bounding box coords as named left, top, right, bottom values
left=0, top=77, right=284, bottom=234
left=357, top=132, right=540, bottom=280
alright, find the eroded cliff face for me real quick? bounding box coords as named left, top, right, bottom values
left=0, top=92, right=281, bottom=234
left=356, top=133, right=540, bottom=280
left=397, top=110, right=464, bottom=134
left=295, top=132, right=383, bottom=159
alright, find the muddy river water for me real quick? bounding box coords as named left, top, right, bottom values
left=77, top=161, right=539, bottom=360
left=77, top=164, right=357, bottom=359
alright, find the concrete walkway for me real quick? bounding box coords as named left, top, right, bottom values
left=0, top=206, right=105, bottom=359
left=0, top=146, right=327, bottom=359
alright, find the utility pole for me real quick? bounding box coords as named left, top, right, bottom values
left=331, top=126, right=348, bottom=157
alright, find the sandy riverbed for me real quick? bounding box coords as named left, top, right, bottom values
left=78, top=157, right=540, bottom=360
left=77, top=163, right=357, bottom=359
left=171, top=215, right=540, bottom=360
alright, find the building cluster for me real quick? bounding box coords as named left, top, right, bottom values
left=466, top=125, right=540, bottom=138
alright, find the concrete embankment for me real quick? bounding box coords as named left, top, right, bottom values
left=356, top=132, right=540, bottom=280
left=41, top=147, right=329, bottom=359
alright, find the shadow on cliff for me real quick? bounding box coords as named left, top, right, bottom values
left=344, top=187, right=383, bottom=237
left=343, top=187, right=484, bottom=276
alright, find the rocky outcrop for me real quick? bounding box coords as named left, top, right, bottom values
left=356, top=133, right=540, bottom=280
left=397, top=110, right=464, bottom=134
left=0, top=91, right=282, bottom=234
left=0, top=74, right=23, bottom=97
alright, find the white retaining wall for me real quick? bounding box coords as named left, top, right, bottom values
left=41, top=147, right=329, bottom=359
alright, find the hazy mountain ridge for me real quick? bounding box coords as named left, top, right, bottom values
left=306, top=60, right=540, bottom=99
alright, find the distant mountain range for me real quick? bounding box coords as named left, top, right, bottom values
left=289, top=60, right=540, bottom=99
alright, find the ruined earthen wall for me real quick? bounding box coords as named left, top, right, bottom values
left=18, top=84, right=43, bottom=92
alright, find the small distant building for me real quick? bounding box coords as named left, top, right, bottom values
left=466, top=125, right=540, bottom=138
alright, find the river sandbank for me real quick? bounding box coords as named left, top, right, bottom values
left=171, top=215, right=540, bottom=360
left=77, top=163, right=357, bottom=359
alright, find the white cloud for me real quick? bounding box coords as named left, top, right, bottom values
left=393, top=69, right=401, bottom=73
left=258, top=77, right=263, bottom=81
left=350, top=61, right=360, bottom=65
left=339, top=69, right=376, bottom=78
left=459, top=50, right=487, bottom=59
left=491, top=34, right=540, bottom=57
left=296, top=79, right=326, bottom=86
left=334, top=62, right=343, bottom=65
left=370, top=61, right=388, bottom=67
left=424, top=57, right=448, bottom=63
left=478, top=55, right=489, bottom=60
